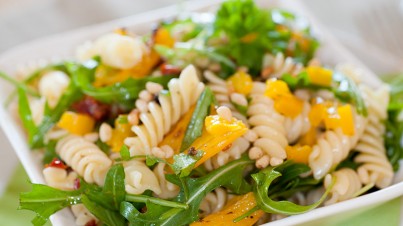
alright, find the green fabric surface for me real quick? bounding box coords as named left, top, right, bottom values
left=0, top=165, right=401, bottom=226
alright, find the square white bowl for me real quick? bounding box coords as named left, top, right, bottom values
left=0, top=0, right=401, bottom=225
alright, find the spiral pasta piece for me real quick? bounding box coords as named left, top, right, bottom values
left=56, top=135, right=112, bottom=186
left=43, top=167, right=78, bottom=191
left=262, top=52, right=303, bottom=78
left=354, top=85, right=393, bottom=188
left=204, top=137, right=250, bottom=171
left=199, top=187, right=228, bottom=216
left=204, top=70, right=248, bottom=124
left=247, top=82, right=288, bottom=167
left=125, top=65, right=204, bottom=156
left=324, top=168, right=363, bottom=205
left=124, top=159, right=162, bottom=195
left=153, top=163, right=180, bottom=199
left=283, top=101, right=311, bottom=144
left=309, top=107, right=367, bottom=180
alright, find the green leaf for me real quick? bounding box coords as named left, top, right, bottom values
left=180, top=87, right=215, bottom=152
left=332, top=71, right=367, bottom=116
left=19, top=183, right=83, bottom=226
left=120, top=145, right=131, bottom=161
left=31, top=80, right=83, bottom=148
left=121, top=156, right=254, bottom=226
left=17, top=87, right=37, bottom=143
left=42, top=140, right=58, bottom=164
left=171, top=151, right=204, bottom=177
left=102, top=164, right=126, bottom=210
left=0, top=71, right=40, bottom=97
left=252, top=166, right=333, bottom=215
left=68, top=60, right=175, bottom=106
left=81, top=195, right=126, bottom=226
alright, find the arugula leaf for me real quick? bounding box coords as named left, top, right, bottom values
left=0, top=71, right=39, bottom=97
left=121, top=157, right=254, bottom=226
left=332, top=71, right=367, bottom=116
left=252, top=166, right=333, bottom=215
left=67, top=60, right=175, bottom=106
left=180, top=87, right=215, bottom=152
left=81, top=195, right=126, bottom=226
left=102, top=164, right=126, bottom=210
left=42, top=140, right=58, bottom=164
left=120, top=145, right=131, bottom=161
left=171, top=151, right=204, bottom=177
left=19, top=183, right=84, bottom=226
left=31, top=80, right=83, bottom=148
left=17, top=87, right=38, bottom=143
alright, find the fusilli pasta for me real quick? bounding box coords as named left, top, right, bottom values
left=125, top=65, right=205, bottom=156
left=199, top=187, right=228, bottom=216
left=262, top=52, right=303, bottom=78
left=56, top=135, right=112, bottom=186
left=247, top=82, right=288, bottom=167
left=123, top=159, right=162, bottom=195
left=354, top=85, right=394, bottom=188
left=283, top=101, right=311, bottom=144
left=309, top=107, right=367, bottom=180
left=43, top=167, right=78, bottom=191
left=324, top=168, right=363, bottom=205
left=71, top=204, right=98, bottom=226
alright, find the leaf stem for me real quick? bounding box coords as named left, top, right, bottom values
left=125, top=195, right=188, bottom=209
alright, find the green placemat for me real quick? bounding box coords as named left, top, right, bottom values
left=0, top=165, right=400, bottom=226
left=0, top=165, right=50, bottom=226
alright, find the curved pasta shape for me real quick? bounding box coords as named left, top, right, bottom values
left=76, top=33, right=145, bottom=69
left=125, top=65, right=204, bottom=156
left=43, top=167, right=78, bottom=191
left=153, top=163, right=180, bottom=199
left=324, top=168, right=363, bottom=205
left=204, top=137, right=250, bottom=171
left=38, top=70, right=70, bottom=108
left=309, top=108, right=367, bottom=180
left=204, top=70, right=249, bottom=124
left=262, top=52, right=303, bottom=78
left=124, top=159, right=162, bottom=195
left=199, top=187, right=228, bottom=216
left=71, top=204, right=98, bottom=226
left=283, top=101, right=311, bottom=144
left=247, top=82, right=288, bottom=166
left=354, top=85, right=393, bottom=188
left=56, top=135, right=112, bottom=186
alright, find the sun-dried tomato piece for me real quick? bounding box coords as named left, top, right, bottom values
left=72, top=96, right=110, bottom=121
left=45, top=158, right=68, bottom=169
left=160, top=63, right=182, bottom=75
left=85, top=219, right=97, bottom=226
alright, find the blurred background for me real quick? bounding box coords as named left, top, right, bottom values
left=0, top=0, right=402, bottom=225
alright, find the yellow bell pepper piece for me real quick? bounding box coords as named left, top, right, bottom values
left=286, top=144, right=313, bottom=164
left=273, top=94, right=303, bottom=118
left=227, top=71, right=253, bottom=95
left=265, top=79, right=290, bottom=99
left=154, top=27, right=175, bottom=48
left=265, top=79, right=303, bottom=118
left=337, top=104, right=355, bottom=136
left=306, top=66, right=333, bottom=87
left=299, top=128, right=317, bottom=146
left=188, top=115, right=247, bottom=167
left=159, top=105, right=195, bottom=154
left=191, top=192, right=264, bottom=226
left=323, top=107, right=340, bottom=131
left=107, top=116, right=135, bottom=152
left=57, top=111, right=95, bottom=135
left=308, top=103, right=325, bottom=127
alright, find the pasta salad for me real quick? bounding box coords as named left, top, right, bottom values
left=1, top=0, right=402, bottom=225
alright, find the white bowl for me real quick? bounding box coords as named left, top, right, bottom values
left=0, top=0, right=400, bottom=225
